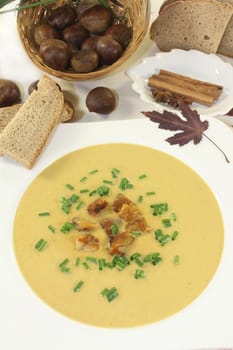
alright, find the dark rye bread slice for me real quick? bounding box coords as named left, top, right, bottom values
left=150, top=0, right=233, bottom=54
left=0, top=75, right=64, bottom=168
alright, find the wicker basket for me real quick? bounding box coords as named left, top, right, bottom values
left=17, top=0, right=151, bottom=80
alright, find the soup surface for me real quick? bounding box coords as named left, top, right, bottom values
left=14, top=144, right=224, bottom=328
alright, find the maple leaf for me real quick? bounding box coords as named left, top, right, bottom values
left=142, top=102, right=209, bottom=146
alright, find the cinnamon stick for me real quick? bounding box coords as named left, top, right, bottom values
left=159, top=69, right=223, bottom=99
left=148, top=75, right=215, bottom=106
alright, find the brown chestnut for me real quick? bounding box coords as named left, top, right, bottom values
left=86, top=86, right=117, bottom=114
left=81, top=36, right=99, bottom=51
left=0, top=79, right=21, bottom=107
left=48, top=5, right=77, bottom=30
left=80, top=5, right=113, bottom=34
left=39, top=39, right=71, bottom=71
left=34, top=24, right=59, bottom=46
left=106, top=24, right=132, bottom=48
left=96, top=35, right=123, bottom=65
left=71, top=49, right=99, bottom=73
left=63, top=23, right=89, bottom=48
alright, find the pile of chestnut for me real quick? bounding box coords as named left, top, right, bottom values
left=34, top=2, right=132, bottom=73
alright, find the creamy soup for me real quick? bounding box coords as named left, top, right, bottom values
left=14, top=144, right=224, bottom=328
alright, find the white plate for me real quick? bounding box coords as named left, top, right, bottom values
left=126, top=49, right=233, bottom=117
left=1, top=118, right=233, bottom=350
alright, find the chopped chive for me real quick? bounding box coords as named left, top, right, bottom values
left=146, top=191, right=156, bottom=196
left=104, top=261, right=115, bottom=269
left=48, top=224, right=56, bottom=233
left=151, top=203, right=168, bottom=216
left=103, top=180, right=113, bottom=185
left=162, top=218, right=172, bottom=228
left=35, top=238, right=47, bottom=251
left=171, top=230, right=179, bottom=240
left=160, top=234, right=171, bottom=246
left=76, top=201, right=85, bottom=210
left=98, top=258, right=106, bottom=271
left=131, top=231, right=141, bottom=237
left=154, top=229, right=163, bottom=241
left=73, top=280, right=84, bottom=292
left=173, top=255, right=180, bottom=265
left=59, top=259, right=71, bottom=272
left=80, top=176, right=88, bottom=183
left=97, top=185, right=109, bottom=196
left=60, top=197, right=72, bottom=214
left=111, top=224, right=119, bottom=235
left=171, top=212, right=177, bottom=221
left=89, top=190, right=97, bottom=197
left=80, top=189, right=89, bottom=194
left=130, top=252, right=141, bottom=261
left=137, top=195, right=143, bottom=203
left=69, top=194, right=79, bottom=203
left=86, top=256, right=97, bottom=264
left=101, top=287, right=119, bottom=302
left=119, top=177, right=134, bottom=190
left=89, top=169, right=98, bottom=175
left=138, top=174, right=147, bottom=180
left=60, top=222, right=74, bottom=233
left=113, top=255, right=128, bottom=271
left=66, top=184, right=74, bottom=190
left=82, top=261, right=90, bottom=270
left=111, top=168, right=120, bottom=178
left=134, top=269, right=145, bottom=279
left=74, top=257, right=80, bottom=266
left=134, top=256, right=144, bottom=267
left=38, top=212, right=50, bottom=217
left=143, top=252, right=162, bottom=265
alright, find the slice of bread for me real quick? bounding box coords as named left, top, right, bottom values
left=0, top=99, right=73, bottom=134
left=0, top=75, right=64, bottom=168
left=150, top=0, right=233, bottom=54
left=217, top=0, right=233, bottom=57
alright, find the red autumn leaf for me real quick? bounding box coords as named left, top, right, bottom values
left=141, top=102, right=209, bottom=146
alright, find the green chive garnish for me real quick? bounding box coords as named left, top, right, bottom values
left=137, top=195, right=143, bottom=203
left=151, top=203, right=168, bottom=216
left=89, top=190, right=97, bottom=197
left=154, top=229, right=163, bottom=241
left=134, top=256, right=144, bottom=267
left=111, top=224, right=119, bottom=235
left=160, top=234, right=171, bottom=246
left=146, top=191, right=156, bottom=196
left=60, top=222, right=74, bottom=233
left=138, top=174, right=147, bottom=180
left=111, top=168, right=120, bottom=178
left=134, top=269, right=145, bottom=279
left=73, top=280, right=84, bottom=292
left=103, top=180, right=113, bottom=185
left=80, top=176, right=88, bottom=183
left=130, top=252, right=141, bottom=261
left=86, top=256, right=97, bottom=264
left=171, top=230, right=179, bottom=240
left=89, top=169, right=98, bottom=175
left=97, top=185, right=109, bottom=196
left=171, top=212, right=177, bottom=221
left=76, top=201, right=85, bottom=210
left=80, top=189, right=89, bottom=194
left=69, top=194, right=79, bottom=203
left=113, top=255, right=128, bottom=271
left=119, top=177, right=134, bottom=190
left=131, top=231, right=141, bottom=237
left=60, top=197, right=72, bottom=214
left=66, top=184, right=74, bottom=190
left=59, top=259, right=71, bottom=272
left=173, top=255, right=180, bottom=265
left=38, top=212, right=50, bottom=217
left=35, top=238, right=47, bottom=251
left=48, top=224, right=55, bottom=233
left=98, top=258, right=106, bottom=271
left=82, top=262, right=90, bottom=270
left=162, top=218, right=172, bottom=228
left=74, top=257, right=80, bottom=266
left=143, top=252, right=162, bottom=265
left=101, top=287, right=119, bottom=302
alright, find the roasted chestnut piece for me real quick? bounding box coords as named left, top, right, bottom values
left=34, top=24, right=59, bottom=46
left=80, top=5, right=114, bottom=34
left=81, top=36, right=99, bottom=51
left=96, top=35, right=123, bottom=65
left=48, top=4, right=77, bottom=30
left=86, top=86, right=117, bottom=114
left=71, top=49, right=99, bottom=73
left=63, top=23, right=89, bottom=48
left=106, top=23, right=132, bottom=48
left=39, top=39, right=71, bottom=70
left=0, top=79, right=21, bottom=107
